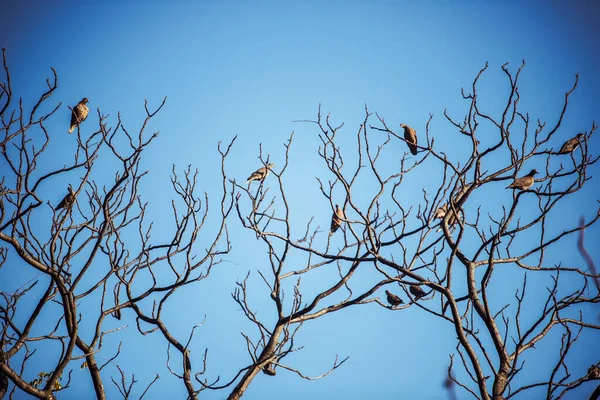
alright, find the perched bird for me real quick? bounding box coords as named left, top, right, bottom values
left=409, top=284, right=427, bottom=299
left=400, top=123, right=418, bottom=155
left=506, top=169, right=538, bottom=191
left=587, top=365, right=600, bottom=380
left=385, top=290, right=403, bottom=307
left=262, top=363, right=277, bottom=376
left=434, top=204, right=463, bottom=232
left=56, top=186, right=77, bottom=211
left=68, top=98, right=89, bottom=133
left=329, top=204, right=345, bottom=236
left=433, top=204, right=448, bottom=220
left=246, top=163, right=275, bottom=184
left=558, top=133, right=584, bottom=154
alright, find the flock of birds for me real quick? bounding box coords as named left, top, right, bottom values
left=55, top=98, right=586, bottom=307
left=240, top=122, right=584, bottom=307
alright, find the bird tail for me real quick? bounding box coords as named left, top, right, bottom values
left=68, top=125, right=74, bottom=134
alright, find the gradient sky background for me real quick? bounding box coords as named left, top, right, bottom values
left=1, top=1, right=599, bottom=399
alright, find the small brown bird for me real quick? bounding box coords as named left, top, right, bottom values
left=506, top=169, right=538, bottom=191
left=246, top=163, right=275, bottom=184
left=558, top=133, right=584, bottom=154
left=433, top=204, right=448, bottom=220
left=329, top=204, right=345, bottom=236
left=434, top=204, right=464, bottom=232
left=587, top=365, right=600, bottom=380
left=68, top=98, right=89, bottom=133
left=385, top=290, right=403, bottom=307
left=262, top=363, right=277, bottom=376
left=56, top=186, right=77, bottom=211
left=400, top=123, right=418, bottom=155
left=409, top=284, right=427, bottom=299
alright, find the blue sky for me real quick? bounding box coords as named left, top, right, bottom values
left=1, top=1, right=599, bottom=399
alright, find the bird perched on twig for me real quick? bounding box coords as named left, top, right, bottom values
left=330, top=204, right=345, bottom=236
left=434, top=204, right=463, bottom=232
left=262, top=363, right=277, bottom=376
left=409, top=284, right=427, bottom=299
left=246, top=163, right=275, bottom=184
left=56, top=186, right=77, bottom=211
left=506, top=169, right=538, bottom=191
left=558, top=133, right=584, bottom=154
left=434, top=184, right=470, bottom=232
left=400, top=123, right=418, bottom=155
left=587, top=365, right=600, bottom=380
left=385, top=290, right=403, bottom=307
left=68, top=98, right=89, bottom=133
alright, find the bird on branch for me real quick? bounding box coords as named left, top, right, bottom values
left=330, top=204, right=345, bottom=236
left=409, top=284, right=427, bottom=299
left=434, top=184, right=470, bottom=231
left=385, top=290, right=404, bottom=307
left=400, top=123, right=418, bottom=155
left=558, top=133, right=584, bottom=154
left=68, top=98, right=89, bottom=133
left=506, top=169, right=538, bottom=191
left=56, top=186, right=77, bottom=211
left=434, top=204, right=463, bottom=232
left=587, top=365, right=600, bottom=380
left=246, top=163, right=275, bottom=184
left=262, top=363, right=277, bottom=376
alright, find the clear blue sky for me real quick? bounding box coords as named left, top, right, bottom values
left=1, top=2, right=599, bottom=399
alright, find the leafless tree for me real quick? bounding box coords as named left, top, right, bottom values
left=1, top=47, right=599, bottom=400
left=0, top=48, right=234, bottom=400
left=211, top=61, right=599, bottom=400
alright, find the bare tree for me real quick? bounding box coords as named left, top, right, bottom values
left=211, top=61, right=599, bottom=400
left=0, top=49, right=234, bottom=400
left=1, top=47, right=599, bottom=400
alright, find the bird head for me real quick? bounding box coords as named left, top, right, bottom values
left=385, top=290, right=391, bottom=295
left=400, top=123, right=406, bottom=128
left=81, top=98, right=89, bottom=104
left=529, top=169, right=539, bottom=176
left=68, top=185, right=75, bottom=194
left=576, top=133, right=584, bottom=139
left=267, top=163, right=275, bottom=169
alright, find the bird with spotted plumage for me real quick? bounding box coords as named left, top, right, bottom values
left=246, top=163, right=275, bottom=184
left=68, top=98, right=89, bottom=133
left=56, top=186, right=77, bottom=211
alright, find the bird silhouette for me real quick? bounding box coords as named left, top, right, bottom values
left=506, top=169, right=538, bottom=191
left=409, top=284, right=427, bottom=299
left=246, top=163, right=275, bottom=184
left=400, top=123, right=418, bottom=155
left=262, top=363, right=277, bottom=376
left=68, top=98, right=89, bottom=133
left=385, top=290, right=403, bottom=307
